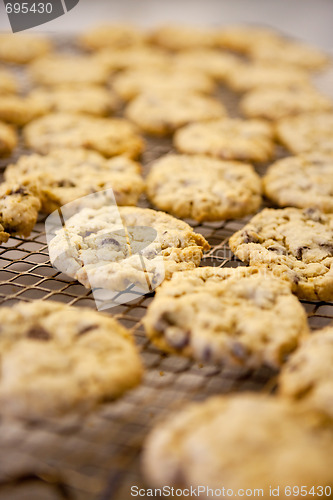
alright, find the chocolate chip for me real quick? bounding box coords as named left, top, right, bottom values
left=242, top=230, right=259, bottom=244
left=303, top=207, right=324, bottom=223
left=101, top=238, right=120, bottom=247
left=295, top=246, right=309, bottom=260
left=293, top=274, right=300, bottom=285
left=202, top=345, right=212, bottom=362
left=10, top=186, right=28, bottom=196
left=267, top=246, right=286, bottom=255
left=154, top=312, right=176, bottom=333
left=79, top=230, right=96, bottom=237
left=168, top=330, right=190, bottom=349
left=27, top=326, right=51, bottom=341
left=78, top=324, right=98, bottom=336
left=230, top=342, right=249, bottom=361
left=56, top=180, right=76, bottom=188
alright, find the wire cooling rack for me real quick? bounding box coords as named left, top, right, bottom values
left=1, top=51, right=333, bottom=500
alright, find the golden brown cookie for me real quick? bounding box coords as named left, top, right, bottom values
left=112, top=68, right=215, bottom=101
left=174, top=118, right=274, bottom=162
left=28, top=86, right=118, bottom=117
left=0, top=182, right=41, bottom=242
left=78, top=23, right=147, bottom=51
left=143, top=394, right=333, bottom=495
left=226, top=62, right=310, bottom=92
left=276, top=111, right=333, bottom=154
left=125, top=92, right=227, bottom=135
left=215, top=25, right=283, bottom=54
left=24, top=113, right=144, bottom=159
left=150, top=25, right=217, bottom=51
left=250, top=38, right=330, bottom=71
left=229, top=207, right=333, bottom=301
left=0, top=34, right=52, bottom=64
left=0, top=300, right=143, bottom=418
left=240, top=86, right=332, bottom=121
left=146, top=154, right=262, bottom=221
left=29, top=55, right=110, bottom=87
left=0, top=94, right=49, bottom=126
left=0, top=121, right=17, bottom=157
left=0, top=68, right=18, bottom=94
left=5, top=148, right=145, bottom=213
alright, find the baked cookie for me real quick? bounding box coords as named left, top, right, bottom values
left=226, top=62, right=310, bottom=92
left=0, top=300, right=143, bottom=418
left=28, top=86, right=118, bottom=117
left=48, top=206, right=209, bottom=292
left=78, top=24, right=147, bottom=51
left=240, top=86, right=333, bottom=121
left=96, top=46, right=171, bottom=72
left=112, top=68, right=215, bottom=101
left=172, top=49, right=240, bottom=81
left=276, top=112, right=333, bottom=154
left=29, top=55, right=110, bottom=87
left=0, top=121, right=17, bottom=157
left=5, top=148, right=145, bottom=213
left=143, top=394, right=333, bottom=494
left=264, top=152, right=333, bottom=212
left=250, top=38, right=330, bottom=71
left=125, top=93, right=227, bottom=136
left=24, top=113, right=144, bottom=159
left=0, top=34, right=52, bottom=64
left=150, top=25, right=217, bottom=51
left=229, top=207, right=333, bottom=301
left=0, top=94, right=49, bottom=126
left=215, top=25, right=283, bottom=54
left=279, top=326, right=333, bottom=418
left=174, top=118, right=274, bottom=162
left=143, top=266, right=308, bottom=368
left=146, top=154, right=262, bottom=221
left=0, top=183, right=41, bottom=243
left=0, top=68, right=18, bottom=94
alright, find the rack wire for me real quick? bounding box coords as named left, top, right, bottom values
left=1, top=51, right=333, bottom=500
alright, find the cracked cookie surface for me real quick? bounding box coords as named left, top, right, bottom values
left=229, top=207, right=333, bottom=301
left=0, top=301, right=143, bottom=418
left=49, top=206, right=209, bottom=292
left=174, top=118, right=274, bottom=162
left=146, top=154, right=262, bottom=221
left=5, top=148, right=144, bottom=213
left=143, top=266, right=308, bottom=368
left=264, top=152, right=333, bottom=212
left=279, top=326, right=333, bottom=419
left=143, top=394, right=333, bottom=494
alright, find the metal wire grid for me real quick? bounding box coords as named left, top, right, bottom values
left=1, top=57, right=333, bottom=500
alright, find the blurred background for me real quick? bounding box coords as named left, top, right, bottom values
left=0, top=0, right=333, bottom=49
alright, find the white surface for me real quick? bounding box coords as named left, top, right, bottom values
left=0, top=0, right=333, bottom=50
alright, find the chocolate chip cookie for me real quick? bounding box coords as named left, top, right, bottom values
left=0, top=300, right=143, bottom=418
left=229, top=207, right=333, bottom=301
